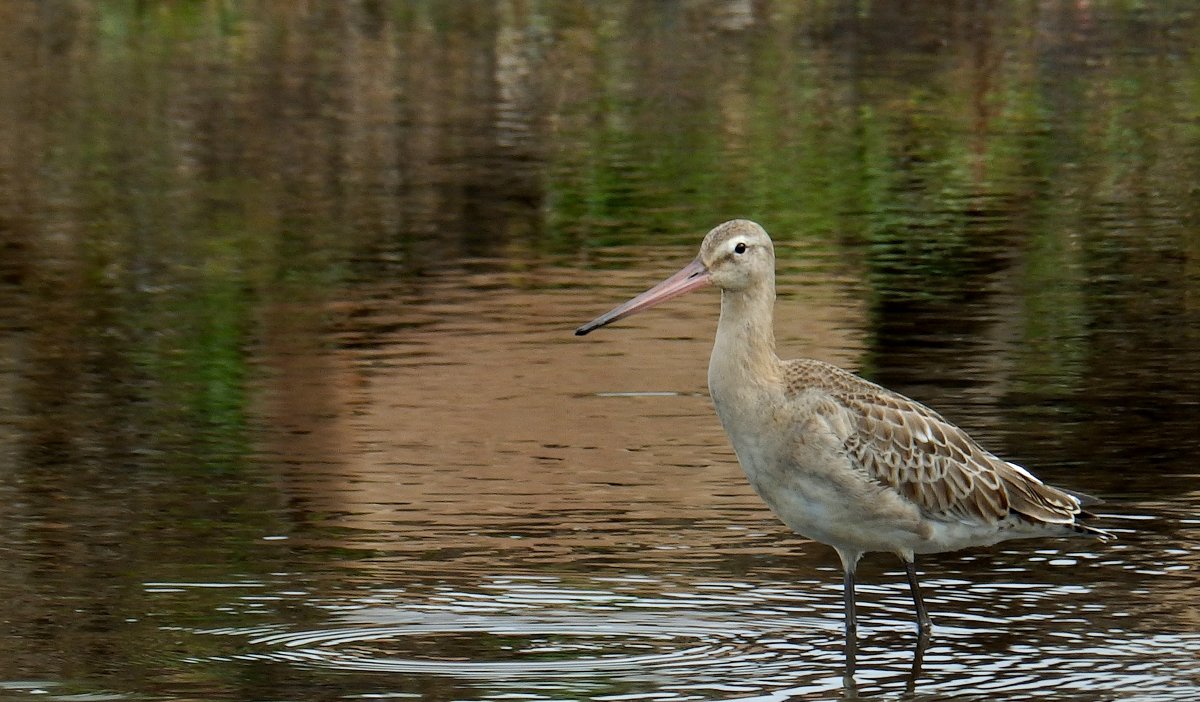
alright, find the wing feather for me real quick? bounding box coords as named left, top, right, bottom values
left=784, top=359, right=1093, bottom=530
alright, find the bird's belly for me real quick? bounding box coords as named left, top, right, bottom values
left=734, top=446, right=927, bottom=556
left=764, top=485, right=923, bottom=554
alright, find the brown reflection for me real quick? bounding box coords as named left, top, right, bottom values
left=253, top=252, right=867, bottom=571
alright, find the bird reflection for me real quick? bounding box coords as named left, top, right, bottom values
left=839, top=629, right=929, bottom=698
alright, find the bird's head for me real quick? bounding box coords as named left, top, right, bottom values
left=574, top=219, right=775, bottom=336
left=697, top=219, right=775, bottom=293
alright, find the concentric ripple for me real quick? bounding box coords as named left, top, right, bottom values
left=173, top=566, right=1200, bottom=700
left=183, top=575, right=851, bottom=695
left=222, top=612, right=776, bottom=677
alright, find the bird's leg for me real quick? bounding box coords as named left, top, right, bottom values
left=843, top=565, right=857, bottom=674
left=836, top=548, right=862, bottom=638
left=843, top=566, right=857, bottom=638
left=835, top=548, right=862, bottom=674
left=904, top=558, right=933, bottom=635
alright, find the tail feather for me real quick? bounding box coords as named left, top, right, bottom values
left=1060, top=486, right=1104, bottom=508
left=1074, top=521, right=1116, bottom=541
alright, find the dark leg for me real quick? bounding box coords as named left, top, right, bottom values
left=843, top=566, right=857, bottom=638
left=843, top=565, right=857, bottom=675
left=835, top=549, right=862, bottom=676
left=904, top=558, right=933, bottom=635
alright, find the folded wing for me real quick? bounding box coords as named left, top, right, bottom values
left=785, top=359, right=1097, bottom=532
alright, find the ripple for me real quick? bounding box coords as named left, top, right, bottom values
left=197, top=606, right=827, bottom=681
left=175, top=571, right=1200, bottom=700
left=182, top=576, right=846, bottom=696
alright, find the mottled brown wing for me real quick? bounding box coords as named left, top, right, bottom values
left=785, top=359, right=1083, bottom=527
left=846, top=396, right=1084, bottom=526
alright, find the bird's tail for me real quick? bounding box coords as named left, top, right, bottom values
left=1073, top=518, right=1116, bottom=541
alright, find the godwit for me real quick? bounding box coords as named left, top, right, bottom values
left=576, top=219, right=1112, bottom=646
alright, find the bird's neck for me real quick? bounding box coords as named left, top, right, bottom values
left=709, top=281, right=782, bottom=394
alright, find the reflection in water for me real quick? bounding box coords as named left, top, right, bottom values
left=1, top=2, right=1200, bottom=701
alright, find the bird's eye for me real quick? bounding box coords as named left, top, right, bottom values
left=734, top=242, right=748, bottom=255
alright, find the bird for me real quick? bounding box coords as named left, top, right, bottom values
left=575, top=219, right=1113, bottom=651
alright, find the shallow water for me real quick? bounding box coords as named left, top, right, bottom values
left=2, top=2, right=1200, bottom=701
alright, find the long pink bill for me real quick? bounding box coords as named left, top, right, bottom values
left=575, top=257, right=711, bottom=336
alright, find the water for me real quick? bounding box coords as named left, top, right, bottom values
left=2, top=2, right=1200, bottom=700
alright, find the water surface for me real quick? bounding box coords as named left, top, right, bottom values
left=1, top=2, right=1199, bottom=701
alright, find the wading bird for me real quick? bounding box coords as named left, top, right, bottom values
left=575, top=220, right=1112, bottom=656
